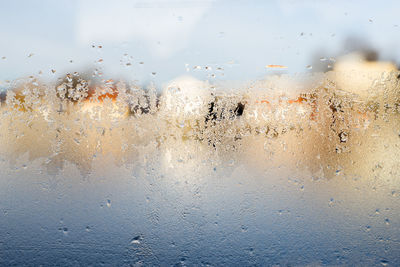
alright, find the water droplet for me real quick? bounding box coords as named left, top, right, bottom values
left=51, top=69, right=56, bottom=74
left=306, top=65, right=312, bottom=70
left=131, top=235, right=143, bottom=244
left=193, top=65, right=201, bottom=70
left=62, top=227, right=68, bottom=235
left=320, top=57, right=327, bottom=62
left=178, top=257, right=186, bottom=265
left=339, top=131, right=348, bottom=143
left=380, top=259, right=389, bottom=266
left=86, top=226, right=91, bottom=232
left=384, top=218, right=390, bottom=225
left=27, top=53, right=34, bottom=58
left=1, top=56, right=6, bottom=60
left=151, top=72, right=156, bottom=76
left=365, top=225, right=371, bottom=232
left=106, top=199, right=111, bottom=208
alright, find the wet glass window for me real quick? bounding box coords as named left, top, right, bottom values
left=0, top=1, right=399, bottom=266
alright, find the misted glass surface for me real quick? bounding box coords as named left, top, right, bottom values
left=1, top=1, right=400, bottom=266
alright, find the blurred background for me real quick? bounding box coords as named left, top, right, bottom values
left=1, top=1, right=400, bottom=266
left=1, top=0, right=399, bottom=87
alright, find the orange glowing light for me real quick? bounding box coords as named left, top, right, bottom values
left=266, top=65, right=288, bottom=69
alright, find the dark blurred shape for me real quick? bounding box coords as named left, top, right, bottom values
left=310, top=36, right=392, bottom=72
left=342, top=36, right=378, bottom=61
left=364, top=50, right=378, bottom=62
left=234, top=102, right=245, bottom=117
left=0, top=90, right=6, bottom=103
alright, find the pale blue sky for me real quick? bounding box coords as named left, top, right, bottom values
left=0, top=0, right=399, bottom=87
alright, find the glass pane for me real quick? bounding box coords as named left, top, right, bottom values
left=1, top=1, right=399, bottom=266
